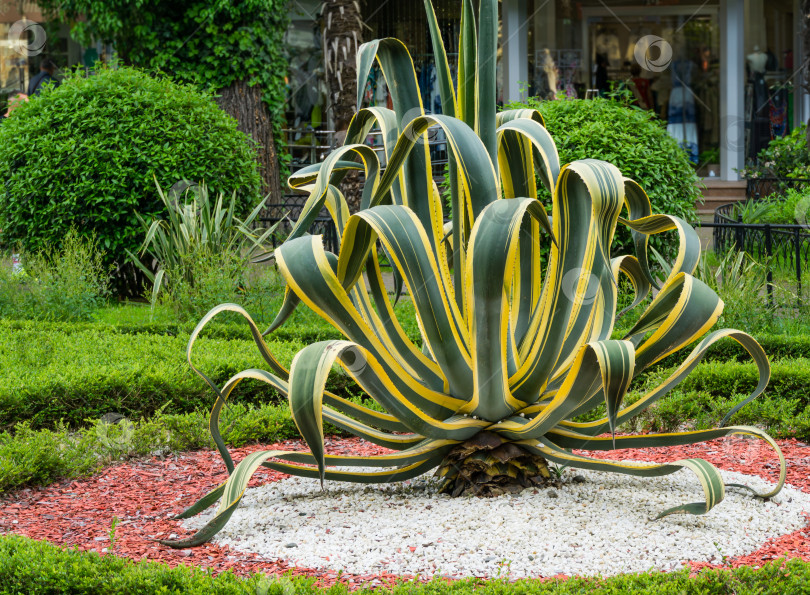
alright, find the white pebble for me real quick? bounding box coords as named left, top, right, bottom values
left=183, top=464, right=809, bottom=579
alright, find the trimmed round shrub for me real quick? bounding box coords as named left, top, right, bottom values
left=742, top=123, right=810, bottom=179
left=0, top=66, right=261, bottom=282
left=508, top=96, right=701, bottom=255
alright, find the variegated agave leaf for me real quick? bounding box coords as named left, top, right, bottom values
left=162, top=0, right=783, bottom=548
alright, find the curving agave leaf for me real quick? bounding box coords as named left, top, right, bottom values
left=162, top=0, right=784, bottom=548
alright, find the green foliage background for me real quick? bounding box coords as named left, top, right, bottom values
left=742, top=124, right=810, bottom=179
left=0, top=67, right=261, bottom=265
left=35, top=0, right=291, bottom=171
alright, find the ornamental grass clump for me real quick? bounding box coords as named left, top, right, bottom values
left=163, top=0, right=784, bottom=547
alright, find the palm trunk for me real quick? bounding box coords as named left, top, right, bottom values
left=216, top=79, right=282, bottom=205
left=323, top=0, right=364, bottom=211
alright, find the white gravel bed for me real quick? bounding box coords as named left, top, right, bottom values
left=183, top=466, right=810, bottom=578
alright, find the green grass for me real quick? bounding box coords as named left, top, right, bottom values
left=1, top=535, right=809, bottom=594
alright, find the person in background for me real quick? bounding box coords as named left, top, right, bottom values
left=628, top=63, right=653, bottom=110
left=594, top=53, right=610, bottom=96
left=2, top=91, right=28, bottom=121
left=27, top=58, right=59, bottom=96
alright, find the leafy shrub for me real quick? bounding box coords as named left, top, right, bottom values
left=733, top=187, right=810, bottom=225
left=695, top=249, right=776, bottom=333
left=742, top=124, right=810, bottom=179
left=0, top=66, right=261, bottom=289
left=505, top=96, right=701, bottom=255
left=0, top=230, right=110, bottom=322
left=129, top=182, right=281, bottom=307
left=0, top=421, right=100, bottom=492
left=155, top=256, right=300, bottom=326
left=156, top=251, right=249, bottom=323
left=0, top=535, right=265, bottom=594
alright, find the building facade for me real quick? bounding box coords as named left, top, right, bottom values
left=499, top=0, right=807, bottom=181
left=4, top=0, right=808, bottom=182
left=288, top=0, right=808, bottom=182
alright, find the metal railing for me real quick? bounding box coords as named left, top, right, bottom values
left=261, top=126, right=452, bottom=256
left=707, top=198, right=810, bottom=306
left=745, top=177, right=810, bottom=200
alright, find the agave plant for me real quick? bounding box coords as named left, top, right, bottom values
left=163, top=0, right=784, bottom=548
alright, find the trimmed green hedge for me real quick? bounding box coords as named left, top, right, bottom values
left=656, top=333, right=810, bottom=366
left=14, top=317, right=807, bottom=365
left=1, top=535, right=809, bottom=594
left=2, top=319, right=809, bottom=435
left=0, top=315, right=345, bottom=344
left=639, top=358, right=810, bottom=406
left=0, top=323, right=360, bottom=431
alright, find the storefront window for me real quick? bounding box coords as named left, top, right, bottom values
left=2, top=5, right=81, bottom=111
left=529, top=1, right=722, bottom=169
left=0, top=20, right=35, bottom=95
left=526, top=0, right=800, bottom=173
left=744, top=0, right=795, bottom=161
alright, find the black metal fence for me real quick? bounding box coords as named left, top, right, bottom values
left=259, top=195, right=340, bottom=254
left=708, top=180, right=810, bottom=306
left=745, top=177, right=810, bottom=200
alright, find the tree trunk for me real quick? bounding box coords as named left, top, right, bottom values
left=323, top=0, right=364, bottom=211
left=216, top=79, right=282, bottom=205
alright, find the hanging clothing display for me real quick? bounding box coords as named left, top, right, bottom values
left=412, top=56, right=447, bottom=158
left=559, top=50, right=581, bottom=99
left=749, top=71, right=771, bottom=159
left=769, top=86, right=788, bottom=140
left=666, top=60, right=699, bottom=164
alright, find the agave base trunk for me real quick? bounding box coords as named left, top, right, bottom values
left=435, top=431, right=555, bottom=497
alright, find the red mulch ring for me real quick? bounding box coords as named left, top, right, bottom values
left=1, top=435, right=809, bottom=588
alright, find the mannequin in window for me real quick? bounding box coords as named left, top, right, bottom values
left=666, top=44, right=698, bottom=164
left=594, top=53, right=610, bottom=96
left=535, top=49, right=558, bottom=100
left=627, top=63, right=653, bottom=110
left=747, top=46, right=767, bottom=75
